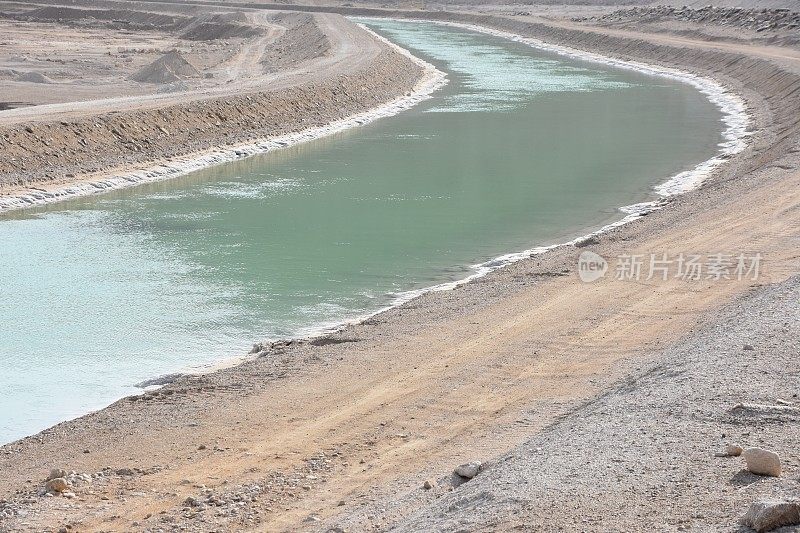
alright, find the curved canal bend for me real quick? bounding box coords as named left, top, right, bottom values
left=0, top=20, right=726, bottom=443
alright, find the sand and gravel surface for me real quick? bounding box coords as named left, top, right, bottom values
left=372, top=275, right=800, bottom=532
left=1, top=1, right=800, bottom=532
left=0, top=3, right=423, bottom=191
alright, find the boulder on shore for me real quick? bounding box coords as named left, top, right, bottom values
left=454, top=462, right=482, bottom=479
left=46, top=468, right=67, bottom=481
left=725, top=444, right=743, bottom=457
left=743, top=448, right=781, bottom=477
left=45, top=477, right=68, bottom=493
left=740, top=500, right=800, bottom=533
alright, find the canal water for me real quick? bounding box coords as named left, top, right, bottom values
left=0, top=20, right=724, bottom=443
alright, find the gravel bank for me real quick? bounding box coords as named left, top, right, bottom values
left=583, top=5, right=800, bottom=32
left=338, top=276, right=800, bottom=531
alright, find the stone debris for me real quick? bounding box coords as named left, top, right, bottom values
left=454, top=462, right=481, bottom=479
left=46, top=468, right=67, bottom=481
left=45, top=477, right=68, bottom=493
left=725, top=444, right=743, bottom=457
left=423, top=479, right=436, bottom=490
left=743, top=448, right=781, bottom=477
left=740, top=500, right=800, bottom=533
left=576, top=6, right=800, bottom=33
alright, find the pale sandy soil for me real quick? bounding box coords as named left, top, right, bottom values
left=0, top=2, right=278, bottom=106
left=0, top=4, right=416, bottom=191
left=382, top=275, right=800, bottom=531
left=0, top=5, right=346, bottom=121
left=1, top=2, right=800, bottom=532
left=0, top=7, right=338, bottom=122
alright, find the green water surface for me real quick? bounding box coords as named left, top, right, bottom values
left=0, top=20, right=724, bottom=443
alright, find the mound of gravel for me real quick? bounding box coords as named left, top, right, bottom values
left=180, top=21, right=261, bottom=41
left=15, top=71, right=52, bottom=84
left=20, top=6, right=186, bottom=30
left=129, top=51, right=199, bottom=84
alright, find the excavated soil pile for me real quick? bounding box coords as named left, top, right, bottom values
left=18, top=6, right=187, bottom=30
left=263, top=13, right=331, bottom=72
left=180, top=13, right=262, bottom=41
left=129, top=51, right=200, bottom=84
left=15, top=71, right=53, bottom=84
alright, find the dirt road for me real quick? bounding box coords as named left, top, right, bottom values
left=0, top=12, right=381, bottom=127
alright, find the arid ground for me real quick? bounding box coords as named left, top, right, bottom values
left=1, top=1, right=799, bottom=532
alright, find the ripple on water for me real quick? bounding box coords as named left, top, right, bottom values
left=372, top=21, right=635, bottom=114
left=200, top=178, right=307, bottom=199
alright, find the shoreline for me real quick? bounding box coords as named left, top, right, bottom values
left=2, top=5, right=799, bottom=531
left=0, top=13, right=425, bottom=204
left=122, top=16, right=752, bottom=405
left=372, top=16, right=751, bottom=305
left=0, top=27, right=447, bottom=213
left=0, top=16, right=753, bottom=442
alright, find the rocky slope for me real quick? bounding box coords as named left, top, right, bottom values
left=583, top=5, right=800, bottom=32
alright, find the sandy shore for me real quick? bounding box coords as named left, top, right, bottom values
left=1, top=2, right=800, bottom=532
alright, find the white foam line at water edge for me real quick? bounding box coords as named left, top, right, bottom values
left=342, top=17, right=751, bottom=307
left=181, top=18, right=755, bottom=375
left=0, top=28, right=448, bottom=212
left=424, top=19, right=751, bottom=197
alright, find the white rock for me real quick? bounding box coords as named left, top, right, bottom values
left=454, top=462, right=481, bottom=479
left=740, top=500, right=800, bottom=532
left=743, top=448, right=781, bottom=477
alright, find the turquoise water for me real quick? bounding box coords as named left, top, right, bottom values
left=0, top=20, right=724, bottom=443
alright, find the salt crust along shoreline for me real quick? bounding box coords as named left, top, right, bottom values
left=140, top=18, right=753, bottom=388
left=355, top=18, right=747, bottom=310
left=0, top=19, right=751, bottom=392
left=277, top=18, right=751, bottom=347
left=0, top=25, right=448, bottom=212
